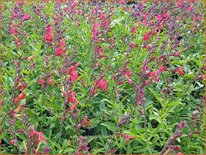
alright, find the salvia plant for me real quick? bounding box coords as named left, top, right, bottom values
left=0, top=0, right=205, bottom=154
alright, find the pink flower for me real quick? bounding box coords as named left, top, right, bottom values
left=131, top=25, right=138, bottom=34
left=92, top=20, right=99, bottom=41
left=9, top=22, right=17, bottom=35
left=96, top=78, right=107, bottom=92
left=156, top=13, right=163, bottom=21
left=187, top=5, right=192, bottom=12
left=143, top=78, right=151, bottom=87
left=174, top=67, right=184, bottom=75
left=142, top=19, right=147, bottom=26
left=144, top=44, right=152, bottom=51
left=143, top=32, right=150, bottom=41
left=173, top=51, right=180, bottom=57
left=10, top=139, right=17, bottom=145
left=99, top=12, right=106, bottom=21
left=14, top=36, right=22, bottom=48
left=129, top=42, right=138, bottom=49
left=35, top=132, right=46, bottom=144
left=153, top=75, right=159, bottom=83
left=22, top=14, right=30, bottom=21
left=176, top=0, right=183, bottom=8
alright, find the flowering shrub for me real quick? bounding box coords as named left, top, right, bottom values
left=0, top=0, right=205, bottom=154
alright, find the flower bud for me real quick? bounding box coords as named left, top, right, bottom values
left=176, top=121, right=186, bottom=130
left=10, top=139, right=17, bottom=145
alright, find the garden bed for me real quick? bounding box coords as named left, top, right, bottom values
left=0, top=0, right=205, bottom=154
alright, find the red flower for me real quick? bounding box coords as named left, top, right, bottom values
left=67, top=91, right=78, bottom=112
left=29, top=127, right=47, bottom=144
left=143, top=32, right=150, bottom=41
left=13, top=97, right=19, bottom=105
left=55, top=39, right=67, bottom=56
left=68, top=91, right=77, bottom=104
left=18, top=92, right=25, bottom=100
left=116, top=132, right=135, bottom=144
left=174, top=67, right=184, bottom=75
left=96, top=78, right=107, bottom=92
left=67, top=64, right=79, bottom=81
left=148, top=66, right=167, bottom=83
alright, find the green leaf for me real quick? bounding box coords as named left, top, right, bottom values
left=101, top=122, right=117, bottom=132
left=148, top=88, right=163, bottom=104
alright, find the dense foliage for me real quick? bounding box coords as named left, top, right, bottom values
left=0, top=0, right=205, bottom=154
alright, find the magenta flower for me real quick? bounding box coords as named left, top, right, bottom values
left=54, top=47, right=66, bottom=56
left=156, top=13, right=163, bottom=21
left=22, top=14, right=30, bottom=21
